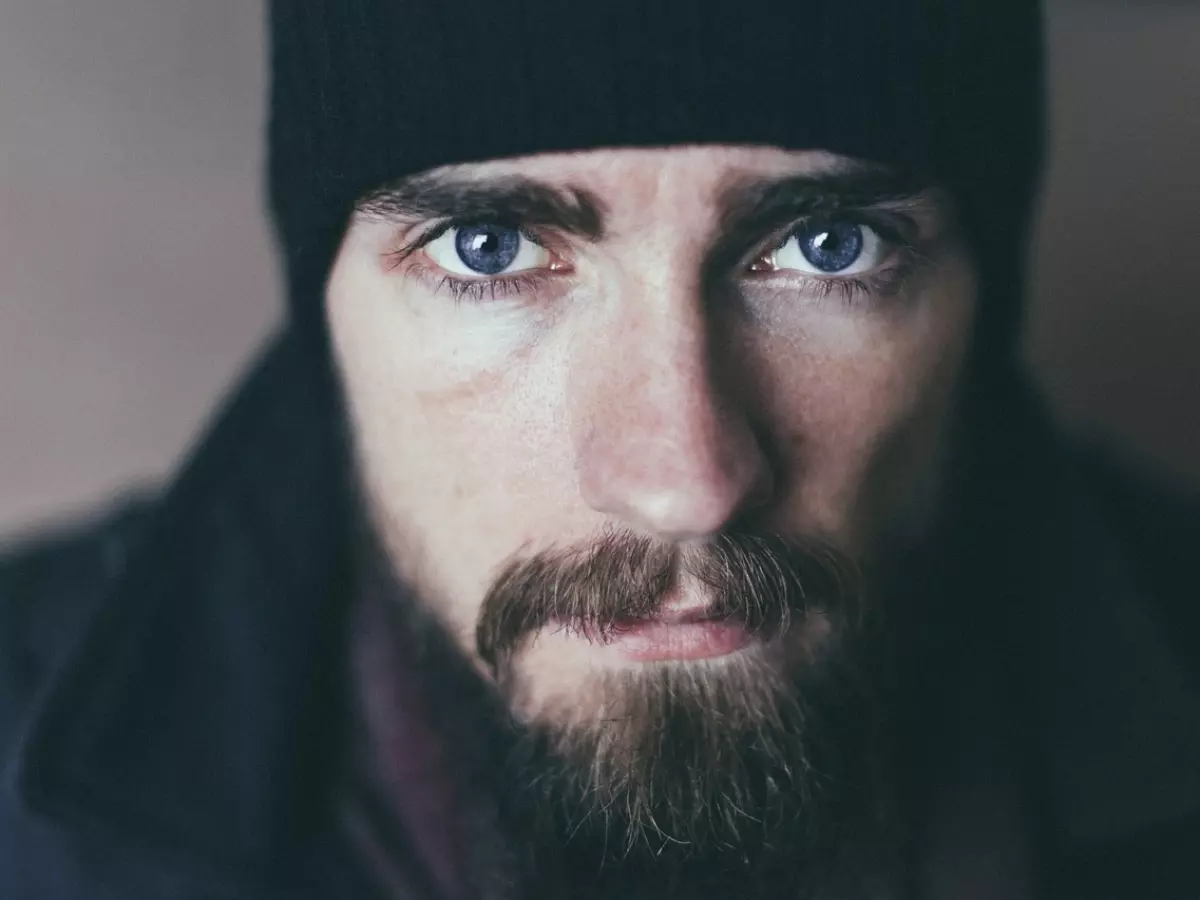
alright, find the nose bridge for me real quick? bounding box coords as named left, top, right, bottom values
left=572, top=268, right=772, bottom=541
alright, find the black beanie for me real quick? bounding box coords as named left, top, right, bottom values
left=268, top=1, right=1044, bottom=362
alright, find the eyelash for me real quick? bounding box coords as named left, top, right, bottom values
left=384, top=221, right=546, bottom=303
left=756, top=216, right=924, bottom=305
left=385, top=216, right=920, bottom=307
left=415, top=268, right=557, bottom=304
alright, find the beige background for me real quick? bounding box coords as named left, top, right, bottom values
left=1, top=0, right=1198, bottom=542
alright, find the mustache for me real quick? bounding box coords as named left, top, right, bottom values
left=476, top=529, right=863, bottom=672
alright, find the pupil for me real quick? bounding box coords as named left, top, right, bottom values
left=801, top=222, right=864, bottom=273
left=455, top=224, right=521, bottom=275
left=814, top=232, right=839, bottom=252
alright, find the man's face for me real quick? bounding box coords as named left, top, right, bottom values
left=326, top=145, right=976, bottom=858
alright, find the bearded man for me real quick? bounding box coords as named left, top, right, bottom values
left=2, top=1, right=1198, bottom=898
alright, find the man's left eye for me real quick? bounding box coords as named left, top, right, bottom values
left=425, top=224, right=551, bottom=277
left=769, top=221, right=885, bottom=276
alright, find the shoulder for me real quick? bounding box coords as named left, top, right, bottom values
left=1073, top=439, right=1200, bottom=556
left=0, top=498, right=157, bottom=733
left=1069, top=440, right=1200, bottom=673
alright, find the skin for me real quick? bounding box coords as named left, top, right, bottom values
left=326, top=145, right=977, bottom=724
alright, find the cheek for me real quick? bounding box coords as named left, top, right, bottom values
left=326, top=236, right=577, bottom=633
left=764, top=266, right=976, bottom=547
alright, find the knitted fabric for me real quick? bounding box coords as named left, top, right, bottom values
left=267, top=0, right=1044, bottom=359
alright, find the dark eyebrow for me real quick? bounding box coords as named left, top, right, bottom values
left=357, top=173, right=607, bottom=240
left=721, top=164, right=935, bottom=231
left=713, top=165, right=939, bottom=267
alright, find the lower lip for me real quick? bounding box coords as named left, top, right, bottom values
left=606, top=620, right=754, bottom=662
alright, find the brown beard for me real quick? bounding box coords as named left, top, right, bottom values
left=475, top=528, right=864, bottom=672
left=355, top=519, right=906, bottom=898
left=476, top=529, right=885, bottom=856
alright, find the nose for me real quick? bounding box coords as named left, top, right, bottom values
left=573, top=303, right=774, bottom=543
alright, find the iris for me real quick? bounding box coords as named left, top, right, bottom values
left=798, top=222, right=864, bottom=273
left=454, top=224, right=522, bottom=275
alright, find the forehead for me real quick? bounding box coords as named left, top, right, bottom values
left=418, top=145, right=858, bottom=197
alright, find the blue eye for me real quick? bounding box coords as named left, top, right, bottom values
left=797, top=222, right=865, bottom=273
left=424, top=223, right=551, bottom=278
left=771, top=221, right=882, bottom=277
left=453, top=224, right=522, bottom=275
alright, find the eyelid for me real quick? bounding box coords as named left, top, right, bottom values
left=384, top=208, right=927, bottom=308
left=741, top=209, right=915, bottom=271
left=417, top=267, right=559, bottom=305
left=737, top=210, right=929, bottom=310
left=385, top=221, right=452, bottom=270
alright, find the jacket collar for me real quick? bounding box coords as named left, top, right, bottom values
left=1023, top=437, right=1200, bottom=849
left=10, top=330, right=351, bottom=890
left=9, top=337, right=1200, bottom=885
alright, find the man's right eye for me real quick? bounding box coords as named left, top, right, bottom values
left=425, top=224, right=551, bottom=277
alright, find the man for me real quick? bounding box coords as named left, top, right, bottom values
left=1, top=1, right=1198, bottom=898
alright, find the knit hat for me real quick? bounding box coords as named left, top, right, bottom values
left=268, top=0, right=1044, bottom=361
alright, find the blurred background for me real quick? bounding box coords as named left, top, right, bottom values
left=1, top=0, right=1198, bottom=542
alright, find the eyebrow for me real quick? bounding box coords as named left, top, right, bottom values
left=713, top=165, right=938, bottom=261
left=357, top=161, right=937, bottom=260
left=357, top=173, right=607, bottom=240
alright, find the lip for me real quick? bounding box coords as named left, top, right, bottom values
left=605, top=612, right=753, bottom=662
left=650, top=604, right=721, bottom=625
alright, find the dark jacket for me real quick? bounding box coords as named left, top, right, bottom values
left=2, top=331, right=1199, bottom=899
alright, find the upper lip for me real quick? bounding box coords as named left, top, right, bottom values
left=647, top=605, right=723, bottom=626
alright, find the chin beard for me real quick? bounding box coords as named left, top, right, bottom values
left=386, top=618, right=902, bottom=900
left=369, top=610, right=898, bottom=895
left=353, top=522, right=907, bottom=899
left=491, top=640, right=898, bottom=898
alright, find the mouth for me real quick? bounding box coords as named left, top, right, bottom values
left=554, top=603, right=756, bottom=663
left=603, top=613, right=755, bottom=662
